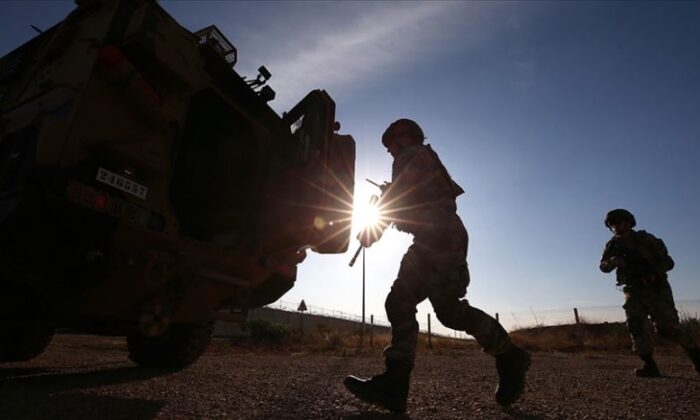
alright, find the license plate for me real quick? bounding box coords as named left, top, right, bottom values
left=96, top=167, right=148, bottom=200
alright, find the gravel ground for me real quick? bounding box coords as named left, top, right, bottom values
left=1, top=335, right=699, bottom=419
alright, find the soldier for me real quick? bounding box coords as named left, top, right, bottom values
left=599, top=208, right=700, bottom=377
left=344, top=119, right=531, bottom=413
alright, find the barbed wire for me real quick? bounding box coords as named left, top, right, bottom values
left=266, top=300, right=392, bottom=328
left=265, top=300, right=700, bottom=336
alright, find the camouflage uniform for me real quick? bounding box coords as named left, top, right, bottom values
left=600, top=230, right=696, bottom=355
left=380, top=143, right=511, bottom=366
left=345, top=121, right=529, bottom=411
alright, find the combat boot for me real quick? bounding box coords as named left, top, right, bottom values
left=344, top=359, right=411, bottom=413
left=495, top=344, right=531, bottom=407
left=635, top=354, right=660, bottom=377
left=686, top=347, right=700, bottom=375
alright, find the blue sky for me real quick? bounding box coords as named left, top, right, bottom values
left=2, top=1, right=699, bottom=332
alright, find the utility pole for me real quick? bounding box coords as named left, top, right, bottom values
left=349, top=244, right=367, bottom=346
left=362, top=247, right=366, bottom=340
left=427, top=313, right=432, bottom=349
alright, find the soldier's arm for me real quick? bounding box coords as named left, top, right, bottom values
left=599, top=241, right=618, bottom=273
left=644, top=232, right=675, bottom=272
left=379, top=148, right=427, bottom=224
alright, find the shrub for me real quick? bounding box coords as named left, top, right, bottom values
left=247, top=319, right=291, bottom=343
left=510, top=322, right=631, bottom=352
left=319, top=330, right=343, bottom=350
left=679, top=312, right=700, bottom=340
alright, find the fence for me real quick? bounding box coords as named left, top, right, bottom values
left=266, top=299, right=700, bottom=335
left=266, top=300, right=392, bottom=328
left=265, top=300, right=462, bottom=338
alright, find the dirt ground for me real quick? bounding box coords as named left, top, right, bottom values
left=1, top=335, right=699, bottom=419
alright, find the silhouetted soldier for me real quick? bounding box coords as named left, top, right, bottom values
left=344, top=119, right=530, bottom=413
left=600, top=208, right=700, bottom=377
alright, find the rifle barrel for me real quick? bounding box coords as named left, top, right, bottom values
left=348, top=244, right=362, bottom=267
left=365, top=178, right=381, bottom=188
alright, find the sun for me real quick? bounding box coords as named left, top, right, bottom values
left=353, top=199, right=381, bottom=231
left=352, top=183, right=385, bottom=232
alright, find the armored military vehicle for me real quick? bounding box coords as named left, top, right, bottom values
left=0, top=0, right=355, bottom=367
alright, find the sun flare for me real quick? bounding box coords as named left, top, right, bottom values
left=353, top=200, right=381, bottom=231
left=352, top=181, right=387, bottom=232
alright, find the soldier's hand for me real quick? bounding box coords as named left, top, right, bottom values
left=610, top=256, right=626, bottom=269
left=641, top=275, right=658, bottom=288
left=379, top=182, right=391, bottom=193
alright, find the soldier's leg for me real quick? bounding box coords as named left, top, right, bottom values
left=429, top=264, right=530, bottom=406
left=623, top=287, right=654, bottom=355
left=648, top=281, right=697, bottom=350
left=383, top=247, right=430, bottom=366
left=429, top=264, right=510, bottom=354
left=647, top=281, right=700, bottom=374
left=623, top=287, right=659, bottom=377
left=344, top=245, right=428, bottom=413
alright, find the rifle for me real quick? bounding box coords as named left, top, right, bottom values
left=607, top=240, right=659, bottom=287
left=348, top=242, right=363, bottom=267
left=365, top=178, right=390, bottom=193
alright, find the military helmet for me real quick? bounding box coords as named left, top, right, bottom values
left=381, top=118, right=425, bottom=148
left=604, top=208, right=636, bottom=229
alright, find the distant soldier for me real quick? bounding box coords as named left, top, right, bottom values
left=343, top=119, right=530, bottom=413
left=599, top=209, right=700, bottom=377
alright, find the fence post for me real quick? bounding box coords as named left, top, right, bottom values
left=427, top=313, right=433, bottom=349
left=370, top=315, right=374, bottom=347
left=574, top=307, right=580, bottom=324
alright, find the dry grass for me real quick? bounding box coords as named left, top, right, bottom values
left=228, top=320, right=476, bottom=354
left=231, top=314, right=700, bottom=354
left=511, top=314, right=700, bottom=353
left=289, top=329, right=477, bottom=355
left=510, top=322, right=630, bottom=352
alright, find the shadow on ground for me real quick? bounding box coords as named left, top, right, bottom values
left=0, top=366, right=171, bottom=419
left=344, top=412, right=411, bottom=420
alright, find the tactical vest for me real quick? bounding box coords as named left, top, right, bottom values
left=391, top=144, right=464, bottom=234
left=607, top=230, right=674, bottom=286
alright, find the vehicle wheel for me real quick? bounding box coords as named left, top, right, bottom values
left=0, top=324, right=54, bottom=362
left=127, top=321, right=213, bottom=368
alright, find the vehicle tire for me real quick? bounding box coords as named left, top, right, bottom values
left=0, top=324, right=54, bottom=362
left=127, top=321, right=213, bottom=368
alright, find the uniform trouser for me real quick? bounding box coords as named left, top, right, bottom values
left=622, top=280, right=697, bottom=355
left=383, top=231, right=511, bottom=367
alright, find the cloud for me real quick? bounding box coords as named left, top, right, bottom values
left=239, top=2, right=488, bottom=111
